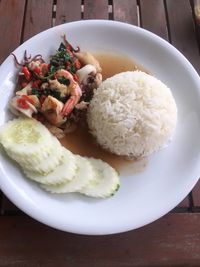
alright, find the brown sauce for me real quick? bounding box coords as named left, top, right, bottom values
left=94, top=52, right=149, bottom=79
left=60, top=53, right=148, bottom=173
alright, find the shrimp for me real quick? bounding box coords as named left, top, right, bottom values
left=48, top=79, right=68, bottom=98
left=41, top=96, right=66, bottom=126
left=54, top=69, right=82, bottom=116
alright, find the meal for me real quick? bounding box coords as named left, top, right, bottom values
left=87, top=71, right=177, bottom=158
left=0, top=36, right=178, bottom=199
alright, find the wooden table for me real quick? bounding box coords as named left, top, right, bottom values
left=0, top=0, right=200, bottom=266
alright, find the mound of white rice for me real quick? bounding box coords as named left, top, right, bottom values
left=87, top=71, right=177, bottom=158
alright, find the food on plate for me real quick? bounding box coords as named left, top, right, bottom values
left=0, top=118, right=120, bottom=198
left=0, top=117, right=60, bottom=166
left=0, top=35, right=178, bottom=200
left=79, top=158, right=120, bottom=198
left=87, top=71, right=177, bottom=158
left=41, top=157, right=119, bottom=197
left=24, top=142, right=63, bottom=174
left=24, top=148, right=77, bottom=184
left=10, top=36, right=103, bottom=136
left=40, top=155, right=94, bottom=193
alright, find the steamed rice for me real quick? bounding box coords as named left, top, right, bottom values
left=87, top=71, right=177, bottom=158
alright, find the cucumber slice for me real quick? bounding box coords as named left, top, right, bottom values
left=0, top=118, right=53, bottom=161
left=8, top=136, right=62, bottom=168
left=79, top=158, right=120, bottom=198
left=22, top=140, right=63, bottom=174
left=40, top=156, right=94, bottom=193
left=24, top=148, right=76, bottom=185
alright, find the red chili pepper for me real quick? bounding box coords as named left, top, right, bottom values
left=74, top=59, right=81, bottom=70
left=17, top=98, right=29, bottom=109
left=73, top=74, right=79, bottom=82
left=22, top=66, right=31, bottom=80
left=32, top=80, right=41, bottom=88
left=24, top=95, right=34, bottom=104
left=17, top=95, right=34, bottom=109
left=34, top=66, right=41, bottom=75
left=41, top=63, right=49, bottom=75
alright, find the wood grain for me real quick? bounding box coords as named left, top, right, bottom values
left=23, top=0, right=53, bottom=41
left=113, top=0, right=138, bottom=25
left=55, top=0, right=82, bottom=25
left=140, top=0, right=168, bottom=40
left=165, top=0, right=200, bottom=73
left=84, top=0, right=108, bottom=19
left=0, top=0, right=26, bottom=63
left=1, top=214, right=200, bottom=266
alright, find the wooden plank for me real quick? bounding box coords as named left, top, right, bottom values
left=194, top=0, right=200, bottom=25
left=84, top=0, right=108, bottom=19
left=1, top=196, right=21, bottom=215
left=113, top=0, right=138, bottom=25
left=55, top=0, right=82, bottom=25
left=0, top=190, right=3, bottom=213
left=192, top=0, right=200, bottom=55
left=177, top=196, right=190, bottom=208
left=165, top=0, right=200, bottom=73
left=192, top=180, right=200, bottom=207
left=140, top=0, right=168, bottom=40
left=23, top=0, right=54, bottom=41
left=1, top=214, right=200, bottom=266
left=0, top=0, right=26, bottom=63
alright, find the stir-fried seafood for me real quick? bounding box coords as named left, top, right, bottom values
left=10, top=36, right=102, bottom=136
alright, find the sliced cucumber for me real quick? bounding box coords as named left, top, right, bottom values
left=0, top=118, right=121, bottom=198
left=79, top=158, right=120, bottom=198
left=22, top=141, right=63, bottom=174
left=0, top=118, right=53, bottom=162
left=24, top=148, right=77, bottom=185
left=7, top=136, right=62, bottom=168
left=40, top=156, right=94, bottom=193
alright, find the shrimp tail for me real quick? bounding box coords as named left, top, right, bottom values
left=62, top=97, right=76, bottom=116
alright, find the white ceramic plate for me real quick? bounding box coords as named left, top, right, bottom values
left=0, top=20, right=200, bottom=235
